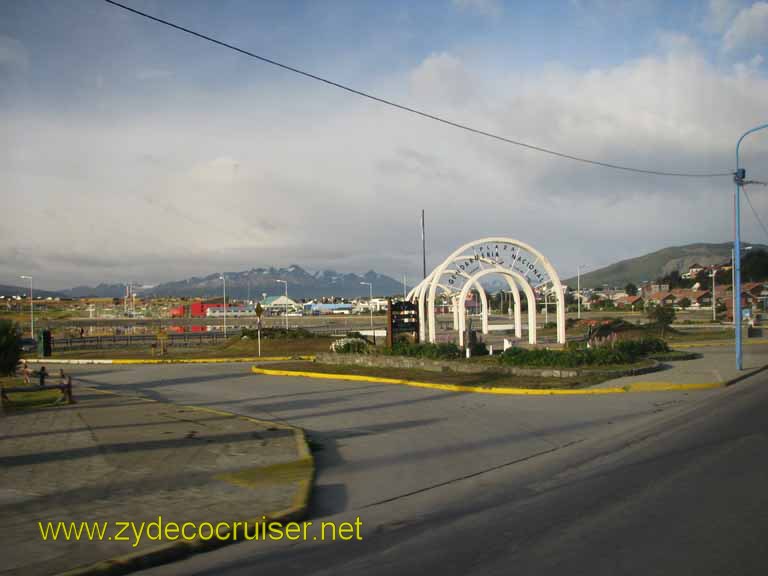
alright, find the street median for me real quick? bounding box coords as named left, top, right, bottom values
left=250, top=364, right=723, bottom=395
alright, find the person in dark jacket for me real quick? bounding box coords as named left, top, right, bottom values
left=38, top=366, right=48, bottom=387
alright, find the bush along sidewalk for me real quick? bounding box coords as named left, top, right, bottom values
left=500, top=337, right=669, bottom=368
left=328, top=333, right=668, bottom=370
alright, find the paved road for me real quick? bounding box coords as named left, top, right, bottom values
left=72, top=363, right=711, bottom=517
left=61, top=362, right=768, bottom=574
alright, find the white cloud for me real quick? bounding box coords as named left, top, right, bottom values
left=409, top=52, right=475, bottom=108
left=2, top=40, right=768, bottom=289
left=722, top=2, right=768, bottom=52
left=451, top=0, right=502, bottom=17
left=706, top=0, right=739, bottom=33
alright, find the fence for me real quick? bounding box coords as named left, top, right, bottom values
left=51, top=323, right=380, bottom=350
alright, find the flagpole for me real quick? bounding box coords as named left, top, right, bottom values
left=421, top=209, right=426, bottom=279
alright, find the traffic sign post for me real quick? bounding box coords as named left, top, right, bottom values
left=255, top=303, right=264, bottom=357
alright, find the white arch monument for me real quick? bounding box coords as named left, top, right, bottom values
left=410, top=237, right=566, bottom=346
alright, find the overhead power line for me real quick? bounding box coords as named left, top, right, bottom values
left=103, top=0, right=733, bottom=179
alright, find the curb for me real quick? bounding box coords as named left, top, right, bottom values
left=671, top=339, right=768, bottom=349
left=26, top=356, right=315, bottom=365
left=313, top=352, right=663, bottom=380
left=250, top=366, right=724, bottom=395
left=56, top=388, right=315, bottom=576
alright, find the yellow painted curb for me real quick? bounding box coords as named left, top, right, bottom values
left=250, top=366, right=722, bottom=395
left=112, top=355, right=315, bottom=364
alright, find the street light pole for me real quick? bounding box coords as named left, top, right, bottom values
left=219, top=274, right=227, bottom=338
left=577, top=264, right=588, bottom=320
left=20, top=275, right=33, bottom=337
left=360, top=281, right=374, bottom=344
left=734, top=123, right=768, bottom=370
left=276, top=280, right=288, bottom=330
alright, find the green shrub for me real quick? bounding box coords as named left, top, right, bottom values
left=0, top=320, right=21, bottom=376
left=500, top=336, right=668, bottom=368
left=385, top=339, right=462, bottom=360
left=241, top=327, right=318, bottom=340
left=614, top=337, right=668, bottom=357
left=501, top=346, right=618, bottom=368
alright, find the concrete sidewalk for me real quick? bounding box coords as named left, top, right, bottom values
left=596, top=344, right=768, bottom=390
left=0, top=387, right=312, bottom=576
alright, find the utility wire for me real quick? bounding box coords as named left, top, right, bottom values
left=743, top=187, right=768, bottom=241
left=103, top=0, right=733, bottom=179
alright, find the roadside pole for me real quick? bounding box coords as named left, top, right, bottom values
left=734, top=122, right=768, bottom=370
left=255, top=303, right=263, bottom=357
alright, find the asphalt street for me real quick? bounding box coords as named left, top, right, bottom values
left=71, top=363, right=711, bottom=516
left=60, top=362, right=768, bottom=574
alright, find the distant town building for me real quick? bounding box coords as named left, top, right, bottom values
left=682, top=263, right=706, bottom=279
left=669, top=289, right=712, bottom=308
left=646, top=291, right=676, bottom=307
left=614, top=295, right=644, bottom=310
left=261, top=295, right=300, bottom=314
left=303, top=302, right=353, bottom=315
left=642, top=283, right=670, bottom=296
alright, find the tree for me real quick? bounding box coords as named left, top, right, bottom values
left=625, top=283, right=638, bottom=296
left=742, top=249, right=768, bottom=282
left=647, top=305, right=676, bottom=338
left=0, top=320, right=21, bottom=376
left=694, top=270, right=710, bottom=286
left=657, top=270, right=693, bottom=290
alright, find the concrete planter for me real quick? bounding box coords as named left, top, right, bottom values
left=314, top=353, right=663, bottom=380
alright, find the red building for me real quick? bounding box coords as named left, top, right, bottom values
left=169, top=302, right=226, bottom=318
left=169, top=305, right=186, bottom=318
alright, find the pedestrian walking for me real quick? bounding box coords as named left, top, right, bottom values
left=21, top=360, right=30, bottom=385
left=59, top=368, right=66, bottom=386
left=54, top=375, right=73, bottom=404
left=38, top=366, right=48, bottom=387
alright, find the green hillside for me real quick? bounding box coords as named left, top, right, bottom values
left=562, top=242, right=768, bottom=289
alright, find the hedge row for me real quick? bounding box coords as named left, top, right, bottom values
left=500, top=337, right=668, bottom=368
left=240, top=327, right=320, bottom=340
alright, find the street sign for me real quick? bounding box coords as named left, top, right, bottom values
left=387, top=299, right=419, bottom=347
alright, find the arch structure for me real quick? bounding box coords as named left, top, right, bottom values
left=409, top=238, right=566, bottom=346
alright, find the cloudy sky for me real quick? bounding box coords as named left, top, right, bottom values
left=2, top=0, right=767, bottom=290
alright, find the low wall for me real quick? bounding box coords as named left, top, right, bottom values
left=314, top=353, right=662, bottom=380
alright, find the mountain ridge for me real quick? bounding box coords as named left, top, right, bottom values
left=63, top=265, right=407, bottom=299
left=561, top=242, right=768, bottom=289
